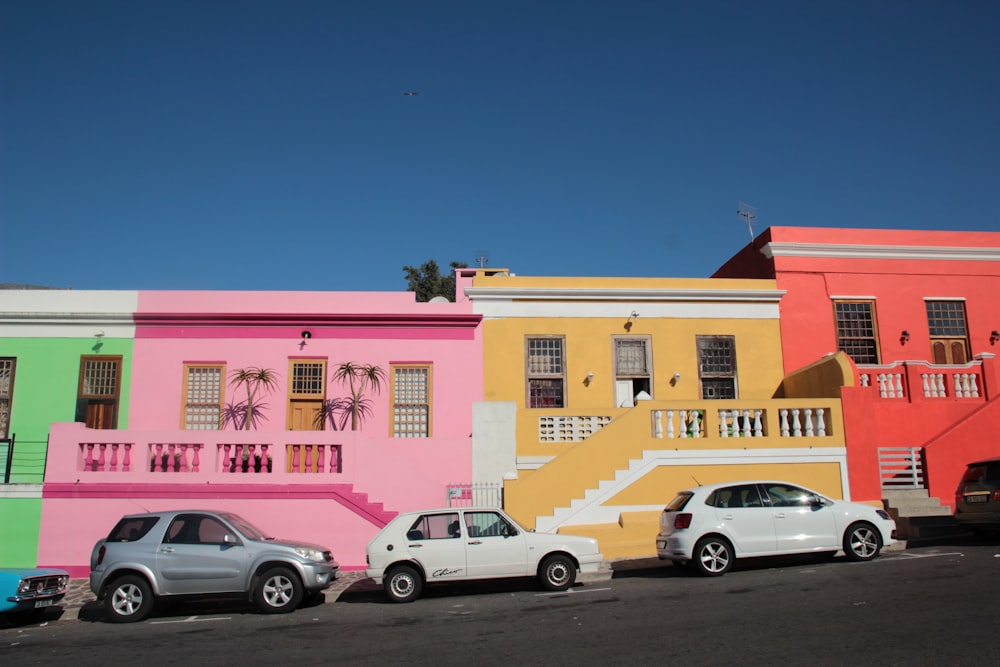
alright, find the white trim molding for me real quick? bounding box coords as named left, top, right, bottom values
left=762, top=242, right=1000, bottom=262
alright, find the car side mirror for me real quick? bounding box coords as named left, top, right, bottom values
left=223, top=533, right=238, bottom=544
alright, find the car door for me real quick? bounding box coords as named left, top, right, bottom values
left=463, top=510, right=530, bottom=578
left=405, top=512, right=468, bottom=582
left=155, top=513, right=249, bottom=595
left=712, top=484, right=777, bottom=556
left=761, top=483, right=839, bottom=553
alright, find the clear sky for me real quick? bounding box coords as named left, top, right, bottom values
left=2, top=1, right=998, bottom=292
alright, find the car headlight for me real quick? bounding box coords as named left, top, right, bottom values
left=17, top=579, right=30, bottom=595
left=875, top=510, right=891, bottom=521
left=295, top=546, right=327, bottom=562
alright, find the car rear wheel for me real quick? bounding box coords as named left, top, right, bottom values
left=105, top=574, right=154, bottom=623
left=692, top=536, right=734, bottom=576
left=538, top=554, right=576, bottom=591
left=254, top=566, right=303, bottom=613
left=385, top=564, right=423, bottom=603
left=843, top=522, right=882, bottom=561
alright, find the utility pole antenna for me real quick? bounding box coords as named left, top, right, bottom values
left=737, top=202, right=757, bottom=241
left=474, top=250, right=490, bottom=268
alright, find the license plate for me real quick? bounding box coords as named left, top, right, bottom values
left=966, top=495, right=988, bottom=504
left=34, top=599, right=55, bottom=609
left=656, top=541, right=666, bottom=549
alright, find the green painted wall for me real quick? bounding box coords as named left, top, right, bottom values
left=0, top=337, right=132, bottom=566
left=0, top=496, right=43, bottom=566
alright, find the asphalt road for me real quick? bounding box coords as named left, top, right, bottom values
left=2, top=539, right=998, bottom=667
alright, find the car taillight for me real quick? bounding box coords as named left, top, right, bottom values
left=673, top=513, right=692, bottom=529
left=97, top=545, right=106, bottom=566
left=993, top=489, right=1000, bottom=502
left=955, top=491, right=963, bottom=505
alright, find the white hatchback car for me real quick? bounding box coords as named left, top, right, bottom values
left=366, top=507, right=604, bottom=602
left=656, top=481, right=897, bottom=576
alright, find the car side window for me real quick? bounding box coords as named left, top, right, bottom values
left=407, top=513, right=460, bottom=540
left=712, top=485, right=764, bottom=509
left=165, top=514, right=231, bottom=545
left=107, top=517, right=160, bottom=542
left=465, top=511, right=515, bottom=538
left=764, top=484, right=814, bottom=508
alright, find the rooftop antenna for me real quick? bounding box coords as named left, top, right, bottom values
left=474, top=250, right=489, bottom=268
left=737, top=202, right=757, bottom=241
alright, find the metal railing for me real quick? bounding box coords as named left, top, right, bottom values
left=2, top=434, right=48, bottom=484
left=446, top=482, right=504, bottom=508
left=878, top=447, right=925, bottom=489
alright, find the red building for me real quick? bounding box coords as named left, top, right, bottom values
left=714, top=227, right=1000, bottom=534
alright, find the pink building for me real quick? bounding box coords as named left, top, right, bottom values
left=38, top=289, right=482, bottom=574
left=715, top=227, right=1000, bottom=532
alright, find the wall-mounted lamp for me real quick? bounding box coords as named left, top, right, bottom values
left=299, top=330, right=312, bottom=349
left=991, top=330, right=1000, bottom=345
left=900, top=330, right=910, bottom=345
left=584, top=371, right=594, bottom=386
left=670, top=372, right=681, bottom=386
left=624, top=310, right=640, bottom=331
left=94, top=330, right=105, bottom=338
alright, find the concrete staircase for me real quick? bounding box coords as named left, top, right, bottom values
left=882, top=489, right=966, bottom=541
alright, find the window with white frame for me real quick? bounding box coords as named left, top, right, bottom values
left=614, top=336, right=652, bottom=400
left=392, top=364, right=431, bottom=437
left=697, top=336, right=737, bottom=399
left=526, top=336, right=565, bottom=408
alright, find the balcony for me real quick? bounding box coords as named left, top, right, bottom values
left=857, top=359, right=987, bottom=402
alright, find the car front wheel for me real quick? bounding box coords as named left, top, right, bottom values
left=254, top=567, right=303, bottom=613
left=105, top=574, right=155, bottom=623
left=692, top=536, right=734, bottom=576
left=843, top=522, right=882, bottom=561
left=538, top=554, right=576, bottom=591
left=385, top=564, right=423, bottom=603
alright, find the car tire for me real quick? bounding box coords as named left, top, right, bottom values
left=538, top=554, right=576, bottom=591
left=384, top=564, right=423, bottom=603
left=843, top=522, right=882, bottom=561
left=691, top=536, right=734, bottom=576
left=254, top=566, right=303, bottom=614
left=105, top=574, right=155, bottom=623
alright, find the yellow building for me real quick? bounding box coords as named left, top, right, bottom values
left=465, top=270, right=851, bottom=559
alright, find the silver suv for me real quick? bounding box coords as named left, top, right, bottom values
left=90, top=510, right=339, bottom=622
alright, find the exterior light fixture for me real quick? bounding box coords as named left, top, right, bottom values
left=900, top=330, right=910, bottom=344
left=625, top=311, right=639, bottom=331
left=991, top=330, right=1000, bottom=345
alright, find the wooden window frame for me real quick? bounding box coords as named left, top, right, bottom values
left=0, top=357, right=15, bottom=440
left=832, top=299, right=881, bottom=365
left=180, top=363, right=226, bottom=430
left=525, top=335, right=566, bottom=408
left=390, top=364, right=432, bottom=438
left=77, top=355, right=123, bottom=429
left=926, top=299, right=970, bottom=364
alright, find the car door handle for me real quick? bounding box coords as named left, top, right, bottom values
left=774, top=513, right=786, bottom=519
left=468, top=540, right=482, bottom=545
left=160, top=547, right=175, bottom=553
left=721, top=514, right=733, bottom=520
left=410, top=544, right=422, bottom=548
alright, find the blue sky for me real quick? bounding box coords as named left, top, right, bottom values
left=2, top=1, right=998, bottom=292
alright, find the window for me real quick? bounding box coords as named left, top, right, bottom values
left=926, top=300, right=970, bottom=364
left=464, top=511, right=516, bottom=538
left=287, top=359, right=326, bottom=431
left=391, top=364, right=431, bottom=437
left=407, top=512, right=460, bottom=541
left=0, top=358, right=14, bottom=440
left=77, top=356, right=122, bottom=429
left=697, top=336, right=737, bottom=399
left=182, top=364, right=224, bottom=430
left=526, top=336, right=565, bottom=408
left=833, top=300, right=880, bottom=364
left=614, top=336, right=652, bottom=404
left=165, top=514, right=233, bottom=545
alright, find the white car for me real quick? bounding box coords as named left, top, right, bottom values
left=366, top=507, right=604, bottom=602
left=656, top=481, right=897, bottom=576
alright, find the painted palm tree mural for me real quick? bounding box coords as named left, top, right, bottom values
left=223, top=367, right=281, bottom=430
left=317, top=362, right=387, bottom=431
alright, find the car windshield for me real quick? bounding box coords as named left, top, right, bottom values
left=665, top=492, right=693, bottom=511
left=219, top=513, right=272, bottom=540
